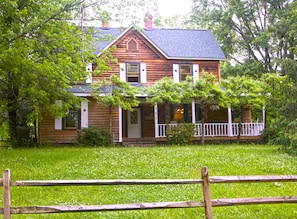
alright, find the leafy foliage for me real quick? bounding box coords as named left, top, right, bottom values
left=221, top=76, right=266, bottom=141
left=91, top=75, right=139, bottom=142
left=145, top=77, right=184, bottom=124
left=182, top=72, right=227, bottom=144
left=76, top=127, right=110, bottom=147
left=261, top=72, right=297, bottom=153
left=145, top=77, right=183, bottom=105
left=191, top=0, right=297, bottom=76
left=0, top=0, right=97, bottom=146
left=166, top=123, right=196, bottom=145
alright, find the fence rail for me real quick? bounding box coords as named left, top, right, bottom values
left=1, top=167, right=297, bottom=219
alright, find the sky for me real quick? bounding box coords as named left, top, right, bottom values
left=157, top=0, right=193, bottom=17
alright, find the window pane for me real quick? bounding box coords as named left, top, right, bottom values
left=127, top=63, right=139, bottom=83
left=64, top=110, right=79, bottom=129
left=180, top=64, right=192, bottom=81
left=173, top=105, right=184, bottom=122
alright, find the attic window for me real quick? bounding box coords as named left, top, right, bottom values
left=127, top=38, right=138, bottom=51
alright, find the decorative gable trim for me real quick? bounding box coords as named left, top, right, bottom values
left=127, top=38, right=138, bottom=51
left=96, top=25, right=134, bottom=57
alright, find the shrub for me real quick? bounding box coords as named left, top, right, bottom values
left=166, top=123, right=195, bottom=145
left=76, top=127, right=111, bottom=147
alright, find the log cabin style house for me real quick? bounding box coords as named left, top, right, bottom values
left=39, top=17, right=265, bottom=144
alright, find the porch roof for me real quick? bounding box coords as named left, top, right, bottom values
left=67, top=84, right=148, bottom=97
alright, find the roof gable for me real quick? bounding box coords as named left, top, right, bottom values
left=94, top=26, right=225, bottom=60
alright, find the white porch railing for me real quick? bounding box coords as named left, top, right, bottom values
left=157, top=123, right=264, bottom=138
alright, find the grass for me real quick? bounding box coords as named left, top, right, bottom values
left=0, top=144, right=296, bottom=218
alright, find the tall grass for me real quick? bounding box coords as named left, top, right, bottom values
left=0, top=144, right=296, bottom=218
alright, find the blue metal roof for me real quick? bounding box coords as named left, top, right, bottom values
left=93, top=27, right=225, bottom=60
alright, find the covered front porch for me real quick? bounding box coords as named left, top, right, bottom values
left=119, top=102, right=265, bottom=143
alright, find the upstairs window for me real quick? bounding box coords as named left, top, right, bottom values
left=126, top=63, right=140, bottom=83
left=63, top=109, right=80, bottom=130
left=180, top=64, right=192, bottom=81
left=127, top=38, right=138, bottom=51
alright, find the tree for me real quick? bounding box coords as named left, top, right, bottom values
left=191, top=0, right=297, bottom=77
left=221, top=76, right=266, bottom=141
left=0, top=0, right=159, bottom=147
left=0, top=0, right=98, bottom=147
left=81, top=0, right=158, bottom=26
left=182, top=72, right=227, bottom=144
left=145, top=77, right=183, bottom=124
left=91, top=75, right=139, bottom=143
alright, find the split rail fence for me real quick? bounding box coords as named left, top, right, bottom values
left=1, top=167, right=297, bottom=219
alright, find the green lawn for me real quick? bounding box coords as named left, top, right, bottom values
left=0, top=144, right=296, bottom=218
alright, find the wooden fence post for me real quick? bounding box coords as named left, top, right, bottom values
left=201, top=166, right=213, bottom=219
left=3, top=169, right=11, bottom=219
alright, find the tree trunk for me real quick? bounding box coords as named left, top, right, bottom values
left=8, top=110, right=18, bottom=147
left=7, top=75, right=19, bottom=147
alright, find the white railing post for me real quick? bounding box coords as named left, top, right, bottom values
left=228, top=107, right=233, bottom=137
left=262, top=106, right=265, bottom=128
left=154, top=104, right=159, bottom=138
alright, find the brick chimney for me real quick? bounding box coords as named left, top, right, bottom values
left=144, top=14, right=153, bottom=30
left=101, top=21, right=109, bottom=29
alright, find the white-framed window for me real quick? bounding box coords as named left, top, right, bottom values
left=63, top=109, right=80, bottom=130
left=173, top=64, right=199, bottom=82
left=120, top=63, right=146, bottom=83
left=55, top=100, right=88, bottom=130
left=126, top=62, right=140, bottom=83
left=180, top=64, right=192, bottom=81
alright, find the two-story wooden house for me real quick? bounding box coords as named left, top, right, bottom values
left=39, top=17, right=264, bottom=144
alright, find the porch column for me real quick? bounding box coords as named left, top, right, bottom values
left=118, top=106, right=122, bottom=142
left=262, top=106, right=265, bottom=128
left=228, top=106, right=233, bottom=137
left=192, top=101, right=196, bottom=124
left=154, top=104, right=159, bottom=138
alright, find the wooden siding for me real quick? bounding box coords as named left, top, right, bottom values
left=39, top=99, right=120, bottom=144
left=88, top=100, right=120, bottom=142
left=92, top=30, right=221, bottom=83
left=39, top=113, right=79, bottom=144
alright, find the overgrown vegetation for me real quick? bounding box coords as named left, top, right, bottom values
left=166, top=123, right=195, bottom=145
left=0, top=145, right=296, bottom=218
left=76, top=127, right=111, bottom=147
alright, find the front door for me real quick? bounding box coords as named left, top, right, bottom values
left=127, top=108, right=141, bottom=138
